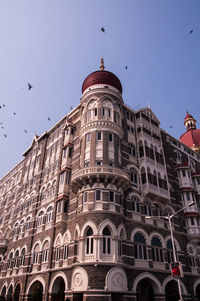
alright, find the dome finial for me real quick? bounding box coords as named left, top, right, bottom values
left=100, top=57, right=105, bottom=70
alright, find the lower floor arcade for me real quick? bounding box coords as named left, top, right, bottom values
left=0, top=267, right=200, bottom=301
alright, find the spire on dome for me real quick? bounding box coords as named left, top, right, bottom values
left=100, top=57, right=105, bottom=70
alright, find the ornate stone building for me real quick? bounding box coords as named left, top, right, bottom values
left=0, top=59, right=200, bottom=301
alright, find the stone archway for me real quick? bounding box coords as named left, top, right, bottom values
left=136, top=279, right=155, bottom=301
left=51, top=277, right=65, bottom=301
left=28, top=280, right=43, bottom=301
left=14, top=284, right=20, bottom=301
left=7, top=285, right=13, bottom=301
left=165, top=280, right=179, bottom=301
left=195, top=283, right=200, bottom=301
left=0, top=286, right=6, bottom=301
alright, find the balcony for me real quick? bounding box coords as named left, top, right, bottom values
left=142, top=183, right=170, bottom=203
left=71, top=166, right=131, bottom=193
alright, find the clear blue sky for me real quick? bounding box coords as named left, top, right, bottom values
left=0, top=0, right=200, bottom=178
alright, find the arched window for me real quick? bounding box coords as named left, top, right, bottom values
left=14, top=250, right=19, bottom=268
left=42, top=241, right=49, bottom=262
left=102, top=227, right=111, bottom=254
left=86, top=227, right=94, bottom=255
left=63, top=235, right=69, bottom=260
left=46, top=184, right=51, bottom=198
left=25, top=216, right=31, bottom=231
left=134, top=232, right=147, bottom=260
left=37, top=211, right=45, bottom=227
left=8, top=252, right=13, bottom=269
left=55, top=237, right=61, bottom=262
left=40, top=187, right=46, bottom=201
left=151, top=236, right=163, bottom=262
left=32, top=244, right=40, bottom=264
left=166, top=239, right=174, bottom=263
left=118, top=229, right=125, bottom=257
left=141, top=167, right=146, bottom=184
left=20, top=248, right=26, bottom=266
left=14, top=222, right=19, bottom=236
left=131, top=196, right=140, bottom=213
left=46, top=206, right=53, bottom=223
left=188, top=246, right=195, bottom=267
left=130, top=168, right=138, bottom=186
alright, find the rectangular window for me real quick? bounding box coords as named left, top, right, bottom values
left=68, top=147, right=73, bottom=158
left=62, top=148, right=67, bottom=159
left=83, top=191, right=88, bottom=203
left=102, top=108, right=105, bottom=116
left=109, top=191, right=114, bottom=202
left=97, top=132, right=102, bottom=141
left=94, top=108, right=97, bottom=116
left=57, top=200, right=62, bottom=214
left=197, top=178, right=200, bottom=185
left=86, top=133, right=91, bottom=143
left=186, top=192, right=190, bottom=201
left=182, top=170, right=186, bottom=177
left=109, top=133, right=113, bottom=142
left=96, top=161, right=101, bottom=166
left=191, top=217, right=195, bottom=225
left=95, top=190, right=101, bottom=201
left=63, top=244, right=68, bottom=260
left=55, top=247, right=60, bottom=261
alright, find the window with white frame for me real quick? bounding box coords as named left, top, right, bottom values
left=166, top=239, right=174, bottom=263
left=83, top=191, right=88, bottom=203
left=95, top=190, right=101, bottom=201
left=46, top=206, right=53, bottom=223
left=134, top=232, right=147, bottom=260
left=32, top=244, right=40, bottom=264
left=102, top=227, right=111, bottom=254
left=42, top=241, right=49, bottom=262
left=20, top=248, right=26, bottom=266
left=63, top=244, right=69, bottom=260
left=151, top=236, right=163, bottom=262
left=86, top=227, right=94, bottom=255
left=86, top=133, right=91, bottom=144
left=96, top=131, right=102, bottom=141
left=55, top=247, right=60, bottom=261
left=131, top=196, right=140, bottom=213
left=37, top=211, right=45, bottom=227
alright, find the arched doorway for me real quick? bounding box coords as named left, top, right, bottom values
left=28, top=281, right=43, bottom=301
left=137, top=279, right=155, bottom=301
left=196, top=284, right=200, bottom=301
left=0, top=286, right=6, bottom=301
left=7, top=285, right=13, bottom=301
left=14, top=284, right=20, bottom=301
left=165, top=280, right=179, bottom=301
left=51, top=277, right=65, bottom=301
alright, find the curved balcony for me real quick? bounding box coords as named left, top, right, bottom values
left=80, top=120, right=123, bottom=139
left=71, top=166, right=131, bottom=193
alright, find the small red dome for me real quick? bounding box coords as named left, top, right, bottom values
left=184, top=112, right=193, bottom=120
left=82, top=70, right=122, bottom=94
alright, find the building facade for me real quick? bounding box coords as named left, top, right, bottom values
left=0, top=59, right=200, bottom=301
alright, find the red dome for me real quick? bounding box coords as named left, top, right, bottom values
left=180, top=129, right=200, bottom=148
left=184, top=112, right=193, bottom=120
left=82, top=70, right=122, bottom=94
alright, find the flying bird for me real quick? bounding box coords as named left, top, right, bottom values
left=125, top=65, right=128, bottom=70
left=190, top=29, right=193, bottom=34
left=1, top=127, right=4, bottom=129
left=4, top=134, right=7, bottom=138
left=0, top=106, right=1, bottom=109
left=101, top=27, right=105, bottom=33
left=70, top=106, right=73, bottom=110
left=24, top=129, right=28, bottom=133
left=28, top=83, right=33, bottom=90
left=170, top=126, right=173, bottom=128
left=2, top=104, right=5, bottom=107
left=13, top=112, right=16, bottom=116
left=48, top=117, right=51, bottom=121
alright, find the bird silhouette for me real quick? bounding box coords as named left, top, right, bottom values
left=125, top=65, right=128, bottom=70
left=170, top=126, right=173, bottom=128
left=190, top=29, right=193, bottom=34
left=70, top=106, right=73, bottom=110
left=0, top=106, right=1, bottom=109
left=101, top=27, right=105, bottom=33
left=2, top=104, right=5, bottom=107
left=0, top=122, right=3, bottom=125
left=24, top=130, right=28, bottom=133
left=1, top=127, right=4, bottom=129
left=13, top=112, right=16, bottom=116
left=4, top=134, right=7, bottom=138
left=48, top=117, right=51, bottom=121
left=28, top=83, right=33, bottom=90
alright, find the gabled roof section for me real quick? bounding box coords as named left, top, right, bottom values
left=136, top=107, right=160, bottom=125
left=22, top=133, right=46, bottom=157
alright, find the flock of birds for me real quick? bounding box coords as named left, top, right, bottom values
left=1, top=83, right=51, bottom=139
left=0, top=27, right=195, bottom=139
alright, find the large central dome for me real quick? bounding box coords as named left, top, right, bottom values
left=82, top=58, right=122, bottom=94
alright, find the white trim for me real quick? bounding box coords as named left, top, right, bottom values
left=49, top=272, right=68, bottom=293
left=26, top=276, right=45, bottom=295
left=105, top=267, right=128, bottom=291
left=132, top=272, right=162, bottom=294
